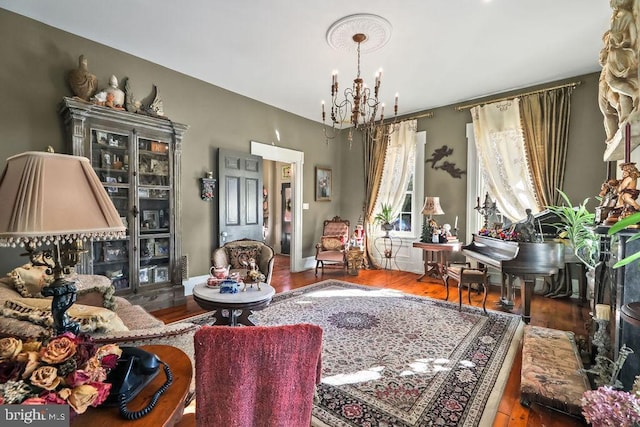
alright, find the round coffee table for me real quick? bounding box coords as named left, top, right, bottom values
left=192, top=282, right=275, bottom=326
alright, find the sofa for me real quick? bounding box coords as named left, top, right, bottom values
left=0, top=264, right=198, bottom=371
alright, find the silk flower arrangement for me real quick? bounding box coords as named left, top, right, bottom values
left=0, top=333, right=121, bottom=415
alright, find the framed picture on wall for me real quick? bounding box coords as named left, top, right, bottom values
left=282, top=165, right=291, bottom=179
left=315, top=167, right=332, bottom=201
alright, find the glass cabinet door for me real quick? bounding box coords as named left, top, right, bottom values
left=137, top=137, right=171, bottom=286
left=89, top=128, right=131, bottom=291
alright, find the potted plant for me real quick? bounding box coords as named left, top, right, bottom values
left=374, top=203, right=397, bottom=236
left=546, top=190, right=600, bottom=270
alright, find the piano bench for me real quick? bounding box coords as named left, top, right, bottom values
left=444, top=264, right=488, bottom=314
left=520, top=325, right=590, bottom=419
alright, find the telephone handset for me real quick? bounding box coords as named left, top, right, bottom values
left=105, top=347, right=173, bottom=420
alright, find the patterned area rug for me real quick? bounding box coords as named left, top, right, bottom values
left=183, top=280, right=523, bottom=426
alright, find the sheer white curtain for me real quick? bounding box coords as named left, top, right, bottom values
left=471, top=99, right=539, bottom=221
left=372, top=119, right=417, bottom=221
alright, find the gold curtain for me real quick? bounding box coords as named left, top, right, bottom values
left=362, top=126, right=387, bottom=269
left=519, top=86, right=573, bottom=206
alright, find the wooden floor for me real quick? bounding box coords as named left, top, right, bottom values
left=152, top=255, right=590, bottom=427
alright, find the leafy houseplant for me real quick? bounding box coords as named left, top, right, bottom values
left=374, top=203, right=397, bottom=227
left=546, top=190, right=599, bottom=270
left=607, top=211, right=640, bottom=268
left=374, top=203, right=397, bottom=237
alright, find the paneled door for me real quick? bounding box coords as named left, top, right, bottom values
left=218, top=148, right=263, bottom=245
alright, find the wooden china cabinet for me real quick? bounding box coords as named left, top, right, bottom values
left=60, top=97, right=188, bottom=311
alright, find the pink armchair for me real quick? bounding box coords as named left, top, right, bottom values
left=193, top=324, right=323, bottom=426
left=315, top=216, right=350, bottom=276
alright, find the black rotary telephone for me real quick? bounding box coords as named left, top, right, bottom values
left=105, top=347, right=173, bottom=420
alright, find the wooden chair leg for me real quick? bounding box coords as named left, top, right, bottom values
left=443, top=274, right=450, bottom=301
left=458, top=281, right=463, bottom=311
left=481, top=282, right=488, bottom=314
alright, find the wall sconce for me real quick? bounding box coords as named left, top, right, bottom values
left=201, top=172, right=216, bottom=201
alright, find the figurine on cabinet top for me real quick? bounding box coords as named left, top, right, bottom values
left=68, top=54, right=98, bottom=101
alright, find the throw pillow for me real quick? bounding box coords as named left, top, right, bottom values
left=321, top=236, right=343, bottom=251
left=1, top=298, right=129, bottom=333
left=75, top=275, right=117, bottom=311
left=8, top=264, right=53, bottom=298
left=227, top=246, right=261, bottom=270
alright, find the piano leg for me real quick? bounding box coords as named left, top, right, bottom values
left=498, top=273, right=515, bottom=309
left=520, top=276, right=535, bottom=324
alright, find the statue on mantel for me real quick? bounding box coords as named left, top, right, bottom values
left=606, top=162, right=640, bottom=223
left=599, top=0, right=639, bottom=144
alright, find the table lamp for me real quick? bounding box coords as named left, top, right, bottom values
left=421, top=196, right=444, bottom=220
left=421, top=196, right=445, bottom=243
left=0, top=151, right=125, bottom=335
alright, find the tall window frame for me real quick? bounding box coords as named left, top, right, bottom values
left=384, top=131, right=426, bottom=238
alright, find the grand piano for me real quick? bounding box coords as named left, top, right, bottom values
left=462, top=210, right=565, bottom=323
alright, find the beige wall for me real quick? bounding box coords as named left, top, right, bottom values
left=340, top=73, right=607, bottom=237
left=0, top=9, right=607, bottom=277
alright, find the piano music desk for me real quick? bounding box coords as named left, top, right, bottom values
left=412, top=241, right=463, bottom=283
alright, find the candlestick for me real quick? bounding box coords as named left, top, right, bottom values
left=454, top=215, right=458, bottom=229
left=625, top=122, right=631, bottom=163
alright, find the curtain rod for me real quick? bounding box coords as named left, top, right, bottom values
left=454, top=81, right=581, bottom=111
left=396, top=110, right=435, bottom=121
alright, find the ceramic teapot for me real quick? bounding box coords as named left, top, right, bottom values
left=209, top=265, right=230, bottom=285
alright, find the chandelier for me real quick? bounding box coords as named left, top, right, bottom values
left=322, top=14, right=398, bottom=145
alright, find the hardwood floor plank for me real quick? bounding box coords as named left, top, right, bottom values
left=152, top=254, right=590, bottom=427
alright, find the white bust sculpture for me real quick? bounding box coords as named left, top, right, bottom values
left=105, top=75, right=125, bottom=108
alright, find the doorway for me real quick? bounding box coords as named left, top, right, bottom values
left=250, top=141, right=304, bottom=272
left=281, top=182, right=291, bottom=254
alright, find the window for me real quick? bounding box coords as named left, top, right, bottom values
left=392, top=175, right=413, bottom=232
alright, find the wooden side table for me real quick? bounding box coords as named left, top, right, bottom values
left=192, top=283, right=275, bottom=326
left=412, top=241, right=462, bottom=283
left=73, top=345, right=192, bottom=427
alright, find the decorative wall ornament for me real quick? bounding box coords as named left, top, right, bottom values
left=201, top=172, right=216, bottom=201
left=425, top=145, right=466, bottom=178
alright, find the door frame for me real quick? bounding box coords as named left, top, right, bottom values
left=251, top=141, right=304, bottom=272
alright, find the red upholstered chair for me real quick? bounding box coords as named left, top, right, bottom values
left=315, top=216, right=350, bottom=276
left=193, top=324, right=323, bottom=427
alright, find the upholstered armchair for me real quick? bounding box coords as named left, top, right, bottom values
left=315, top=216, right=350, bottom=276
left=211, top=239, right=275, bottom=284
left=193, top=324, right=323, bottom=426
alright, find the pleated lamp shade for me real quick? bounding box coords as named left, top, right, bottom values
left=0, top=151, right=125, bottom=246
left=421, top=196, right=444, bottom=216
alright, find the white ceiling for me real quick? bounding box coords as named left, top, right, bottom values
left=1, top=1, right=612, bottom=123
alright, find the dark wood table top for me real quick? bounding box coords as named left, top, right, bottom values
left=73, top=345, right=192, bottom=427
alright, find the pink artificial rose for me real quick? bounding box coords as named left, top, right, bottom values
left=100, top=353, right=119, bottom=370
left=88, top=381, right=112, bottom=407
left=40, top=391, right=66, bottom=405
left=82, top=357, right=107, bottom=382
left=66, top=369, right=92, bottom=387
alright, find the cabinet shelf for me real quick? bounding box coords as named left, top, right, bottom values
left=62, top=96, right=188, bottom=311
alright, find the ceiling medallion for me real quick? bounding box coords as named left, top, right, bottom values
left=326, top=14, right=392, bottom=54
